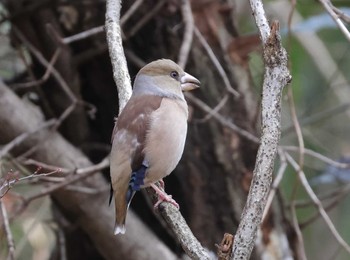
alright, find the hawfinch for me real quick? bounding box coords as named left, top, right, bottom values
left=110, top=59, right=200, bottom=235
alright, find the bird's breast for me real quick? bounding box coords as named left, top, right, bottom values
left=143, top=98, right=188, bottom=185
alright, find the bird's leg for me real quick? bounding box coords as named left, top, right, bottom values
left=150, top=183, right=179, bottom=209
left=158, top=179, right=165, bottom=189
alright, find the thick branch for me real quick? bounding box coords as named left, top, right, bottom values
left=160, top=204, right=210, bottom=259
left=231, top=1, right=291, bottom=258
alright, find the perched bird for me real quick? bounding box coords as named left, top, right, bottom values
left=110, top=59, right=200, bottom=235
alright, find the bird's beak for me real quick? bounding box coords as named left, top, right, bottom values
left=181, top=72, right=200, bottom=92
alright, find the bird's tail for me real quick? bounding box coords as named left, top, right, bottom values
left=114, top=223, right=126, bottom=235
left=114, top=187, right=136, bottom=235
left=114, top=188, right=128, bottom=235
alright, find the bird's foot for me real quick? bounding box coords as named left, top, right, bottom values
left=158, top=179, right=165, bottom=189
left=150, top=183, right=179, bottom=209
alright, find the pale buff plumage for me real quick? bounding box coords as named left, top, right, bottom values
left=110, top=59, right=200, bottom=234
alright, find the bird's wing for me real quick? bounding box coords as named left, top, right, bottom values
left=110, top=94, right=162, bottom=232
left=112, top=95, right=163, bottom=170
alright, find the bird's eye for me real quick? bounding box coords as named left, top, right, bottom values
left=170, top=71, right=179, bottom=79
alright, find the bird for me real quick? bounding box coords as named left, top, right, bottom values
left=110, top=59, right=200, bottom=235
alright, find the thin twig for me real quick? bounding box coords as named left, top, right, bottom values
left=23, top=156, right=109, bottom=204
left=63, top=26, right=104, bottom=44
left=22, top=159, right=70, bottom=173
left=0, top=120, right=56, bottom=159
left=289, top=200, right=307, bottom=260
left=11, top=49, right=61, bottom=89
left=262, top=150, right=287, bottom=221
left=186, top=93, right=259, bottom=143
left=194, top=26, right=240, bottom=97
left=300, top=188, right=350, bottom=228
left=126, top=0, right=166, bottom=39
left=285, top=11, right=305, bottom=171
left=120, top=0, right=144, bottom=26
left=63, top=0, right=144, bottom=44
left=319, top=0, right=350, bottom=42
left=13, top=27, right=77, bottom=103
left=0, top=200, right=15, bottom=260
left=285, top=153, right=350, bottom=255
left=283, top=103, right=350, bottom=135
left=286, top=43, right=305, bottom=203
left=197, top=94, right=229, bottom=123
left=294, top=182, right=350, bottom=209
left=282, top=146, right=350, bottom=169
left=331, top=5, right=350, bottom=24
left=0, top=167, right=61, bottom=198
left=178, top=0, right=194, bottom=68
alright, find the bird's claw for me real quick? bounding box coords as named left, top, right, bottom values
left=150, top=183, right=179, bottom=209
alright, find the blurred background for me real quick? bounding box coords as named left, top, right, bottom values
left=0, top=0, right=350, bottom=259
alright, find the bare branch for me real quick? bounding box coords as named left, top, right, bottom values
left=22, top=156, right=109, bottom=204
left=197, top=94, right=229, bottom=123
left=11, top=49, right=61, bottom=89
left=286, top=82, right=305, bottom=169
left=1, top=167, right=61, bottom=199
left=319, top=0, right=350, bottom=42
left=105, top=0, right=132, bottom=113
left=185, top=93, right=259, bottom=143
left=282, top=146, right=350, bottom=169
left=0, top=120, right=56, bottom=159
left=178, top=0, right=194, bottom=68
left=126, top=0, right=166, bottom=39
left=194, top=27, right=240, bottom=97
left=331, top=5, right=350, bottom=24
left=63, top=0, right=144, bottom=44
left=146, top=186, right=210, bottom=260
left=120, top=0, right=144, bottom=26
left=63, top=26, right=104, bottom=44
left=286, top=153, right=350, bottom=255
left=289, top=200, right=307, bottom=260
left=0, top=200, right=15, bottom=260
left=13, top=27, right=77, bottom=104
left=231, top=1, right=291, bottom=257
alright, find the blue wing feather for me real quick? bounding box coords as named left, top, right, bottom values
left=126, top=164, right=148, bottom=208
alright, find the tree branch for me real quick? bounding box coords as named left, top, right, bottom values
left=177, top=0, right=194, bottom=69
left=231, top=0, right=292, bottom=258
left=319, top=0, right=350, bottom=42
left=145, top=186, right=210, bottom=260
left=105, top=0, right=132, bottom=113
left=0, top=200, right=15, bottom=260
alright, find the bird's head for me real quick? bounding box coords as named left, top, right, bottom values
left=133, top=59, right=200, bottom=99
